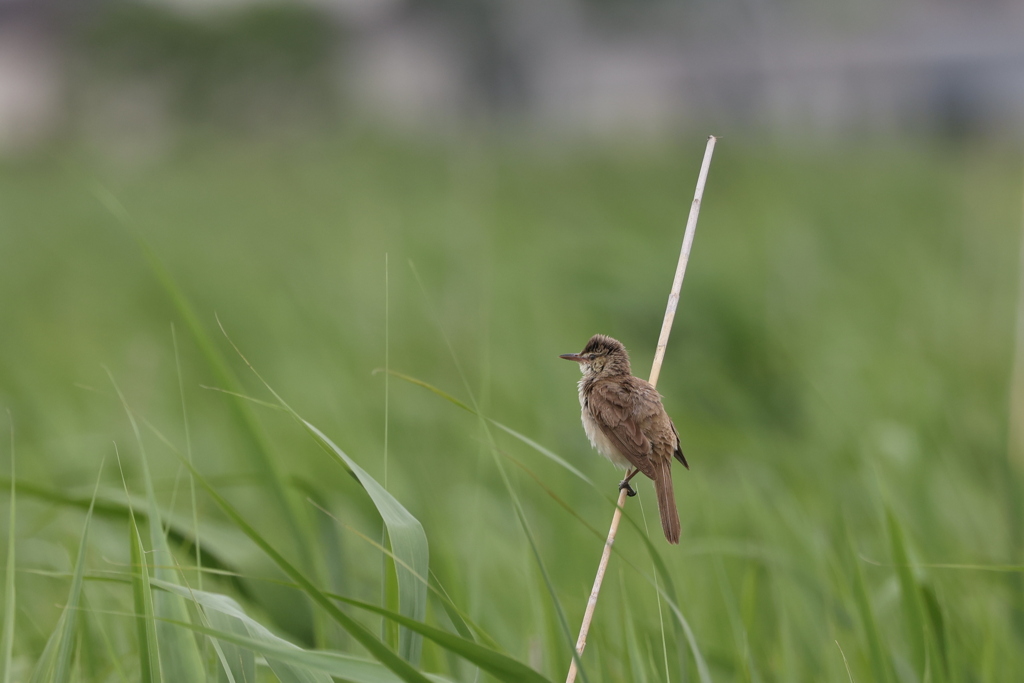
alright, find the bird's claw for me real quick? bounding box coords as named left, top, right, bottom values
left=618, top=480, right=637, bottom=497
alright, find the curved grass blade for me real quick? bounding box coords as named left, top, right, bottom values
left=300, top=420, right=427, bottom=664
left=489, top=422, right=593, bottom=486
left=307, top=498, right=502, bottom=654
left=179, top=457, right=435, bottom=683
left=204, top=607, right=253, bottom=683
left=428, top=579, right=474, bottom=644
left=159, top=616, right=456, bottom=683
left=153, top=581, right=325, bottom=683
left=216, top=319, right=429, bottom=666
left=379, top=371, right=473, bottom=414
left=329, top=594, right=551, bottom=683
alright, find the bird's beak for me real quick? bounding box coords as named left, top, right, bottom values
left=560, top=353, right=583, bottom=362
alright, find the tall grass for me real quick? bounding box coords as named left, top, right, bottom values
left=0, top=132, right=1021, bottom=681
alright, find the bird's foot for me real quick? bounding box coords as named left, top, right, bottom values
left=618, top=480, right=637, bottom=497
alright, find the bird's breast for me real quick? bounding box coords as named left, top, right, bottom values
left=585, top=403, right=630, bottom=473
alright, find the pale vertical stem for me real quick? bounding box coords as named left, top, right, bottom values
left=565, top=486, right=629, bottom=683
left=649, top=136, right=717, bottom=388
left=565, top=136, right=717, bottom=683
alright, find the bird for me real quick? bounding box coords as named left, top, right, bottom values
left=560, top=334, right=688, bottom=544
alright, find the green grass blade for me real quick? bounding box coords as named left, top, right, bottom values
left=619, top=571, right=651, bottom=683
left=380, top=370, right=474, bottom=414
left=329, top=593, right=551, bottom=683
left=153, top=580, right=322, bottom=683
left=848, top=540, right=892, bottom=683
left=157, top=616, right=456, bottom=683
left=179, top=457, right=435, bottom=683
left=713, top=558, right=760, bottom=683
left=387, top=359, right=585, bottom=681
left=204, top=607, right=253, bottom=683
left=922, top=583, right=950, bottom=682
left=502, top=471, right=587, bottom=682
left=0, top=434, right=15, bottom=683
left=107, top=370, right=206, bottom=681
left=300, top=420, right=428, bottom=664
left=429, top=583, right=477, bottom=644
left=383, top=532, right=401, bottom=650
left=386, top=370, right=593, bottom=485
left=171, top=323, right=203, bottom=592
left=51, top=468, right=105, bottom=683
left=130, top=515, right=162, bottom=683
left=886, top=508, right=927, bottom=678
left=0, top=478, right=242, bottom=583
left=27, top=613, right=63, bottom=683
left=216, top=323, right=429, bottom=666
left=29, top=463, right=103, bottom=683
left=308, top=499, right=503, bottom=653
left=488, top=421, right=594, bottom=485
left=653, top=580, right=713, bottom=683
left=97, top=192, right=319, bottom=587
left=119, top=445, right=162, bottom=683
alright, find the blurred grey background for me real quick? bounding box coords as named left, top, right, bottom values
left=2, top=0, right=1023, bottom=157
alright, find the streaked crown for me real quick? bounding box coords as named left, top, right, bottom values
left=579, top=334, right=631, bottom=376
left=582, top=334, right=624, bottom=356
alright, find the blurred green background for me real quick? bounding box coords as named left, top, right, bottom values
left=2, top=1, right=1024, bottom=682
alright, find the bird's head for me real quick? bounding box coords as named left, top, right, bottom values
left=560, top=334, right=632, bottom=377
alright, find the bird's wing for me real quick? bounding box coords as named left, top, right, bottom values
left=670, top=421, right=689, bottom=469
left=589, top=381, right=657, bottom=478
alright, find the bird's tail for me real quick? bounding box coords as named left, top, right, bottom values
left=654, top=462, right=680, bottom=544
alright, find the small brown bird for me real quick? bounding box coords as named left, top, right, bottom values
left=561, top=334, right=688, bottom=544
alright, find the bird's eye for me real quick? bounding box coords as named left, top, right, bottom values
left=586, top=354, right=596, bottom=360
